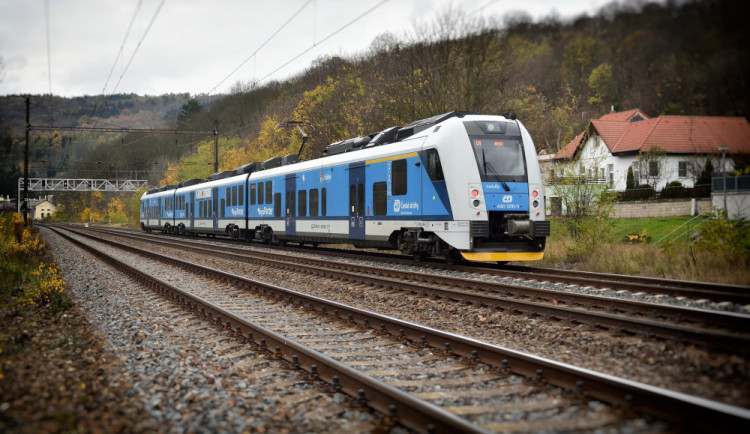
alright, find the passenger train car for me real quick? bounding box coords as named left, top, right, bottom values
left=140, top=112, right=549, bottom=263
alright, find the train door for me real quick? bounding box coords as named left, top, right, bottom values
left=212, top=187, right=219, bottom=230
left=285, top=175, right=296, bottom=236
left=349, top=163, right=365, bottom=240
left=189, top=191, right=195, bottom=230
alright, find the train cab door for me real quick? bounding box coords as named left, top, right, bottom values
left=285, top=175, right=296, bottom=236
left=349, top=163, right=365, bottom=240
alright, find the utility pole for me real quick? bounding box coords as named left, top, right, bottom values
left=214, top=120, right=219, bottom=173
left=24, top=97, right=30, bottom=226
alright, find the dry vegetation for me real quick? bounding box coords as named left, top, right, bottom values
left=540, top=216, right=750, bottom=285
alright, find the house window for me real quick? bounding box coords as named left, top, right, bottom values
left=649, top=160, right=659, bottom=177
left=607, top=164, right=614, bottom=184
left=678, top=161, right=687, bottom=178
left=632, top=163, right=640, bottom=182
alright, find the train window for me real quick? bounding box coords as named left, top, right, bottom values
left=321, top=188, right=327, bottom=217
left=373, top=182, right=387, bottom=216
left=309, top=189, right=319, bottom=216
left=232, top=186, right=237, bottom=207
left=349, top=185, right=356, bottom=216
left=239, top=185, right=244, bottom=206
left=265, top=181, right=272, bottom=202
left=298, top=190, right=307, bottom=217
left=225, top=188, right=230, bottom=206
left=250, top=184, right=256, bottom=205
left=392, top=159, right=407, bottom=195
left=274, top=193, right=281, bottom=217
left=425, top=149, right=444, bottom=181
left=221, top=199, right=225, bottom=218
left=258, top=182, right=264, bottom=204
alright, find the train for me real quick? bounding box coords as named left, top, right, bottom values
left=140, top=111, right=549, bottom=263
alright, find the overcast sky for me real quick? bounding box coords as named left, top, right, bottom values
left=0, top=0, right=621, bottom=97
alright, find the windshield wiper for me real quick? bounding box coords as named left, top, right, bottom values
left=482, top=149, right=510, bottom=191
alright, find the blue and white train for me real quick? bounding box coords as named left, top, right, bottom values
left=140, top=112, right=549, bottom=263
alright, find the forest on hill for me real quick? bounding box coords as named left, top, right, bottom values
left=0, top=0, right=747, bottom=210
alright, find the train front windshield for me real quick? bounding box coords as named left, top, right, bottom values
left=464, top=120, right=527, bottom=182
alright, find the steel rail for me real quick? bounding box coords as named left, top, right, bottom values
left=47, top=226, right=486, bottom=434
left=48, top=226, right=750, bottom=432
left=100, top=225, right=750, bottom=304
left=82, top=226, right=750, bottom=349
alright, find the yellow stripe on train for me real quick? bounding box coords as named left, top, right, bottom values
left=460, top=251, right=545, bottom=262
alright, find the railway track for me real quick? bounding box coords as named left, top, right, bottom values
left=80, top=226, right=750, bottom=352
left=46, top=225, right=750, bottom=432
left=100, top=225, right=750, bottom=305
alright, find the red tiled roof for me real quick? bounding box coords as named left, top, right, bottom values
left=551, top=109, right=750, bottom=159
left=598, top=108, right=649, bottom=122
left=607, top=116, right=750, bottom=154
left=554, top=129, right=586, bottom=159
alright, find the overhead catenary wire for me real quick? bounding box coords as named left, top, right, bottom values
left=255, top=0, right=390, bottom=86
left=91, top=0, right=144, bottom=119
left=207, top=0, right=314, bottom=95
left=109, top=0, right=167, bottom=96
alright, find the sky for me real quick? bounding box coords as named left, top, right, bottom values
left=0, top=0, right=621, bottom=97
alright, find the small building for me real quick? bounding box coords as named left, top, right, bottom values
left=31, top=199, right=57, bottom=220
left=541, top=109, right=750, bottom=218
left=546, top=109, right=750, bottom=191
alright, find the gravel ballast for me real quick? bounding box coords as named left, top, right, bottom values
left=14, top=227, right=389, bottom=433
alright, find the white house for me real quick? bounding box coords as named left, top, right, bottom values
left=31, top=199, right=57, bottom=220
left=545, top=109, right=750, bottom=191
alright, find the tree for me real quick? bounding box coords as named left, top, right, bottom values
left=626, top=166, right=635, bottom=189
left=548, top=158, right=616, bottom=261
left=588, top=63, right=617, bottom=108
left=176, top=98, right=203, bottom=129
left=697, top=157, right=714, bottom=186
left=636, top=146, right=668, bottom=189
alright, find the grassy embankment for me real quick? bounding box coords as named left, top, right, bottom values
left=540, top=215, right=750, bottom=285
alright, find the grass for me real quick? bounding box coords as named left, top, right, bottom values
left=539, top=216, right=750, bottom=285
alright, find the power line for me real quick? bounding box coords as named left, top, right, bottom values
left=207, top=0, right=314, bottom=95
left=110, top=0, right=167, bottom=95
left=94, top=0, right=143, bottom=116
left=256, top=0, right=390, bottom=85
left=30, top=125, right=214, bottom=135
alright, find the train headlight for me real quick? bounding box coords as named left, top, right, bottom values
left=533, top=200, right=539, bottom=208
left=531, top=189, right=539, bottom=198
left=473, top=199, right=481, bottom=207
left=471, top=189, right=479, bottom=198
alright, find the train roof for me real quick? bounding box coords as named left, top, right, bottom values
left=143, top=112, right=518, bottom=198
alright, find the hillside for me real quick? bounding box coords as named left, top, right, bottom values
left=0, top=0, right=747, bottom=200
